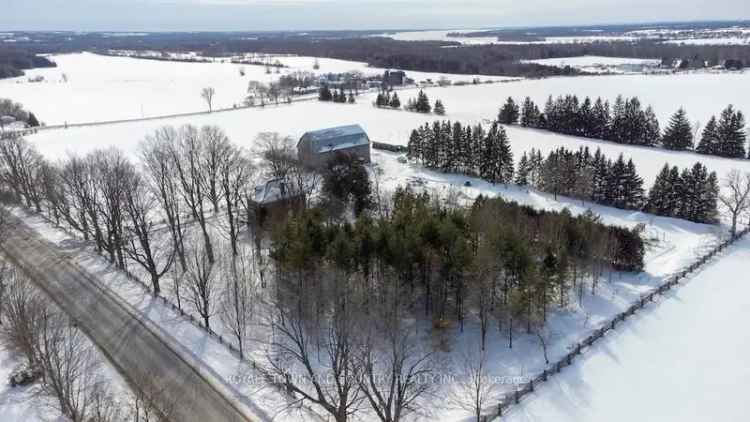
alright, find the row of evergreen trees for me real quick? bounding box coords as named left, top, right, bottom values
left=318, top=86, right=355, bottom=103
left=516, top=147, right=645, bottom=211
left=376, top=90, right=446, bottom=115
left=406, top=119, right=719, bottom=224
left=407, top=120, right=514, bottom=184
left=502, top=95, right=747, bottom=158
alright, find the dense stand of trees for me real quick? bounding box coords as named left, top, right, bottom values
left=0, top=49, right=57, bottom=79
left=646, top=163, right=719, bottom=223
left=517, top=147, right=645, bottom=210
left=407, top=120, right=514, bottom=184
left=271, top=189, right=644, bottom=354
left=512, top=95, right=748, bottom=158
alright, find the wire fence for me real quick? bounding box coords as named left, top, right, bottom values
left=490, top=226, right=750, bottom=421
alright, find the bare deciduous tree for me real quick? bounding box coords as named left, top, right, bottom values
left=719, top=170, right=750, bottom=237
left=219, top=144, right=255, bottom=256
left=267, top=270, right=366, bottom=422
left=185, top=241, right=217, bottom=329
left=200, top=87, right=216, bottom=113
left=171, top=125, right=215, bottom=264
left=122, top=170, right=176, bottom=295
left=254, top=132, right=297, bottom=180
left=0, top=270, right=46, bottom=365
left=34, top=309, right=105, bottom=422
left=0, top=136, right=45, bottom=211
left=141, top=127, right=188, bottom=271
left=358, top=319, right=434, bottom=422
left=451, top=347, right=496, bottom=422
left=219, top=246, right=258, bottom=358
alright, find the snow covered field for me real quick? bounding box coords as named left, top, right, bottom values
left=6, top=52, right=750, bottom=421
left=25, top=70, right=750, bottom=194
left=0, top=52, right=511, bottom=125
left=377, top=29, right=501, bottom=45
left=503, top=236, right=750, bottom=422
left=521, top=56, right=661, bottom=73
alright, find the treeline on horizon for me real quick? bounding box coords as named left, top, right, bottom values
left=407, top=120, right=720, bottom=224
left=0, top=48, right=56, bottom=79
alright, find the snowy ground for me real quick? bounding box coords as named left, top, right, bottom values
left=0, top=348, right=51, bottom=422
left=0, top=52, right=511, bottom=125
left=7, top=146, right=733, bottom=421
left=6, top=52, right=750, bottom=421
left=25, top=71, right=750, bottom=195
left=663, top=37, right=750, bottom=45
left=376, top=29, right=501, bottom=45
left=502, top=236, right=750, bottom=422
left=521, top=56, right=661, bottom=73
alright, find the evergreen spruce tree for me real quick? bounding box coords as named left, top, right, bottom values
left=696, top=116, right=720, bottom=155
left=390, top=92, right=401, bottom=109
left=623, top=159, right=645, bottom=209
left=516, top=152, right=531, bottom=186
left=415, top=90, right=431, bottom=113
left=646, top=164, right=672, bottom=215
left=27, top=112, right=40, bottom=127
left=661, top=108, right=694, bottom=150
left=375, top=92, right=385, bottom=107
left=434, top=100, right=446, bottom=116
left=591, top=98, right=611, bottom=140
left=717, top=105, right=747, bottom=158
left=450, top=122, right=464, bottom=173
left=497, top=125, right=514, bottom=183
left=348, top=92, right=356, bottom=104
left=590, top=149, right=609, bottom=204
left=642, top=106, right=661, bottom=146
left=498, top=97, right=520, bottom=125
left=319, top=85, right=333, bottom=101
left=407, top=129, right=423, bottom=163
left=665, top=166, right=682, bottom=217
left=578, top=97, right=594, bottom=137
left=520, top=97, right=538, bottom=127
left=610, top=95, right=626, bottom=143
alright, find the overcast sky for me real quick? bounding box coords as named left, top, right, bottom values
left=3, top=0, right=749, bottom=32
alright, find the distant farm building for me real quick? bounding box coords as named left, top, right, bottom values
left=383, top=70, right=406, bottom=86
left=297, top=124, right=371, bottom=168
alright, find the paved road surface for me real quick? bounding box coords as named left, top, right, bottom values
left=0, top=214, right=259, bottom=422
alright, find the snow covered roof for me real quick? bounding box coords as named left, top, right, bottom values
left=299, top=124, right=370, bottom=154
left=252, top=178, right=291, bottom=205
left=0, top=115, right=17, bottom=124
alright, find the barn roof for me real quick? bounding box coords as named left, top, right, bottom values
left=299, top=124, right=370, bottom=154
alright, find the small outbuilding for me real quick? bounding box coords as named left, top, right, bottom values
left=247, top=178, right=303, bottom=227
left=297, top=124, right=371, bottom=168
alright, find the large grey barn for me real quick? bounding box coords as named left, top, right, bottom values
left=297, top=124, right=371, bottom=168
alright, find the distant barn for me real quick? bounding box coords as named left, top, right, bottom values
left=297, top=124, right=371, bottom=168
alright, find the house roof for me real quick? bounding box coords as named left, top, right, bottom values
left=252, top=178, right=290, bottom=205
left=299, top=124, right=370, bottom=154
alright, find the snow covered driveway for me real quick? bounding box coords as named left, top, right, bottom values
left=504, top=237, right=750, bottom=422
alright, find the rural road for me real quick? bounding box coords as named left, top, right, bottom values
left=0, top=213, right=259, bottom=422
